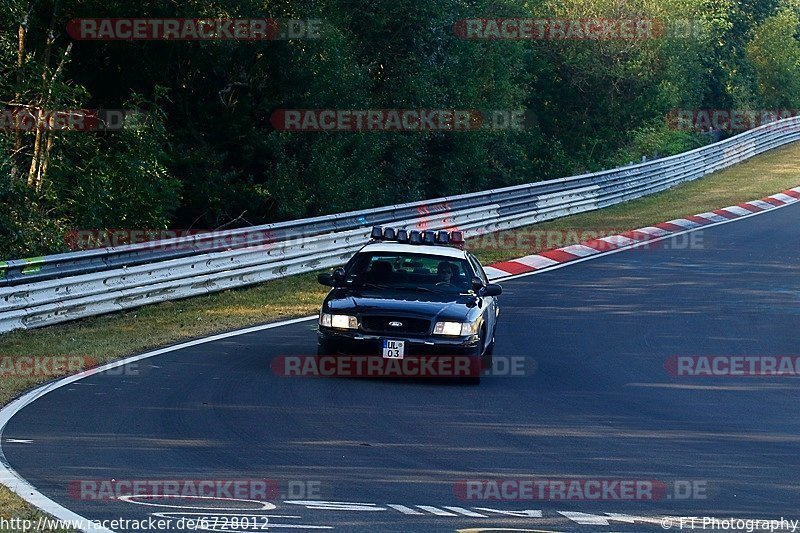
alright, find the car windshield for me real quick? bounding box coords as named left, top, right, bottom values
left=344, top=252, right=474, bottom=293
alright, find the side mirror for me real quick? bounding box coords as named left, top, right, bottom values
left=481, top=283, right=502, bottom=297
left=332, top=267, right=346, bottom=282
left=319, top=268, right=346, bottom=287
left=471, top=276, right=484, bottom=292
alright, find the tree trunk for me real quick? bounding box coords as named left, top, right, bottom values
left=11, top=15, right=28, bottom=182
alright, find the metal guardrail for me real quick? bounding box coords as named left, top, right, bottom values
left=1, top=117, right=799, bottom=333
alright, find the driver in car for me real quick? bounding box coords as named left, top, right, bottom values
left=436, top=261, right=455, bottom=286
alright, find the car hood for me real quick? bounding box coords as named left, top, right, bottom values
left=324, top=289, right=476, bottom=322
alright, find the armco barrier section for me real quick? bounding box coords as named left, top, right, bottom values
left=1, top=117, right=799, bottom=333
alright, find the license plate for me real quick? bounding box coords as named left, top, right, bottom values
left=382, top=339, right=405, bottom=359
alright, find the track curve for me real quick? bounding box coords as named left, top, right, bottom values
left=3, top=201, right=800, bottom=532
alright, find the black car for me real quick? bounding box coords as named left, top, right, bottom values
left=316, top=227, right=502, bottom=382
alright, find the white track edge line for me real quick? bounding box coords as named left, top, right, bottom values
left=0, top=314, right=316, bottom=532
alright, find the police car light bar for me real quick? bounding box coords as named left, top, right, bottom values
left=369, top=226, right=464, bottom=248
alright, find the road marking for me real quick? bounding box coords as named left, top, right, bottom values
left=474, top=508, right=543, bottom=518
left=386, top=504, right=424, bottom=515
left=117, top=494, right=276, bottom=511
left=456, top=529, right=560, bottom=533
left=557, top=511, right=638, bottom=525
left=278, top=501, right=665, bottom=526
left=284, top=500, right=386, bottom=511
left=415, top=505, right=458, bottom=516
left=142, top=499, right=700, bottom=530
left=442, top=506, right=488, bottom=517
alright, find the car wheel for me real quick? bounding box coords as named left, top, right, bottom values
left=459, top=329, right=487, bottom=384
left=460, top=364, right=481, bottom=385
left=317, top=339, right=334, bottom=357
left=482, top=337, right=494, bottom=370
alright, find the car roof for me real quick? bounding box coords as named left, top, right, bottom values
left=359, top=242, right=468, bottom=260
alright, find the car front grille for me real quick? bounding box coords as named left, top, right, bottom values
left=360, top=315, right=431, bottom=336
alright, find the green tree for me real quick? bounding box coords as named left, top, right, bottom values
left=747, top=5, right=800, bottom=108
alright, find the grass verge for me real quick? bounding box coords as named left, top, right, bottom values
left=0, top=141, right=799, bottom=527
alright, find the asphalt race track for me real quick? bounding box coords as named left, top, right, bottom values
left=3, top=202, right=800, bottom=532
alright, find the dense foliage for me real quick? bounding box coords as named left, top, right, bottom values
left=2, top=0, right=799, bottom=258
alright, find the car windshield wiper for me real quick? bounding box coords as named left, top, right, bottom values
left=395, top=286, right=435, bottom=293
left=357, top=282, right=391, bottom=290
left=359, top=284, right=437, bottom=293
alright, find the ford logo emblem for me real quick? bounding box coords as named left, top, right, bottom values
left=389, top=321, right=403, bottom=327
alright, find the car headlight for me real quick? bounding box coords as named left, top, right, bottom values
left=320, top=313, right=358, bottom=329
left=433, top=320, right=480, bottom=336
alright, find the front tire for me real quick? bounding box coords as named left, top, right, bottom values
left=482, top=336, right=494, bottom=370
left=317, top=339, right=335, bottom=357
left=460, top=361, right=481, bottom=385
left=461, top=330, right=490, bottom=384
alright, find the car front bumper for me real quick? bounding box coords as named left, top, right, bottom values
left=318, top=327, right=481, bottom=357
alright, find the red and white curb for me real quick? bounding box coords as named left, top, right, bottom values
left=483, top=186, right=800, bottom=280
